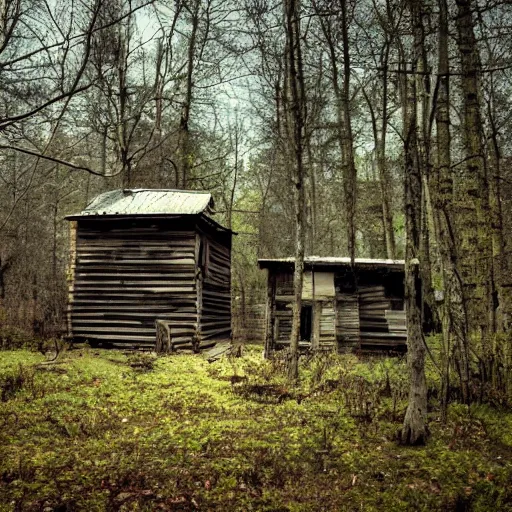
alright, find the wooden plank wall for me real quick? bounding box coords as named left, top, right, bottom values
left=359, top=285, right=406, bottom=349
left=273, top=272, right=336, bottom=350
left=264, top=272, right=276, bottom=358
left=319, top=302, right=336, bottom=348
left=267, top=268, right=406, bottom=353
left=336, top=293, right=360, bottom=351
left=69, top=218, right=198, bottom=347
left=198, top=232, right=231, bottom=345
left=67, top=221, right=77, bottom=339
left=276, top=312, right=293, bottom=344
left=274, top=273, right=294, bottom=347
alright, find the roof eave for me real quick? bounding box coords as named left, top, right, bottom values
left=64, top=212, right=188, bottom=221
left=258, top=258, right=404, bottom=271
left=64, top=212, right=236, bottom=235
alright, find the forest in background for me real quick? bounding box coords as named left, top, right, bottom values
left=1, top=0, right=512, bottom=442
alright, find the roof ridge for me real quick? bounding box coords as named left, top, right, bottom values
left=121, top=188, right=211, bottom=195
left=67, top=189, right=217, bottom=219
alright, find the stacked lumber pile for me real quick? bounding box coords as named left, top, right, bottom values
left=336, top=294, right=360, bottom=350
left=359, top=286, right=405, bottom=348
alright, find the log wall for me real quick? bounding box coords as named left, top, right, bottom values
left=336, top=293, right=360, bottom=351
left=197, top=229, right=232, bottom=346
left=69, top=217, right=199, bottom=347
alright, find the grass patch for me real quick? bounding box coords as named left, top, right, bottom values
left=0, top=346, right=511, bottom=511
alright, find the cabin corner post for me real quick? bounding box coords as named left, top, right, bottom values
left=228, top=237, right=233, bottom=342
left=66, top=220, right=77, bottom=340
left=311, top=268, right=320, bottom=351
left=195, top=233, right=203, bottom=349
left=312, top=302, right=321, bottom=350
left=264, top=270, right=276, bottom=359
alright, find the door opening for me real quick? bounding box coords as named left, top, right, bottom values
left=300, top=305, right=312, bottom=341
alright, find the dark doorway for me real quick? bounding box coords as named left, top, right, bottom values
left=300, top=305, right=313, bottom=341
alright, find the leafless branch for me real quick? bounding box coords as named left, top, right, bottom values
left=0, top=145, right=122, bottom=177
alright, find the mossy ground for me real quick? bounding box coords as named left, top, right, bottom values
left=1, top=345, right=511, bottom=511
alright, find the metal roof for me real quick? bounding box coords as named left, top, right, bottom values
left=71, top=189, right=214, bottom=217
left=258, top=256, right=405, bottom=270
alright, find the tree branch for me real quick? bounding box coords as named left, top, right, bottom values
left=0, top=145, right=122, bottom=176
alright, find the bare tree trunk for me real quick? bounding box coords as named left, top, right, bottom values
left=401, top=75, right=428, bottom=443
left=284, top=0, right=306, bottom=382
left=317, top=2, right=357, bottom=263
left=339, top=0, right=357, bottom=264
left=474, top=7, right=508, bottom=334
left=362, top=75, right=396, bottom=260
left=226, top=121, right=240, bottom=231
left=400, top=0, right=428, bottom=445
left=361, top=0, right=397, bottom=259
left=455, top=0, right=494, bottom=389
left=0, top=256, right=12, bottom=308
left=52, top=173, right=58, bottom=283
left=408, top=0, right=438, bottom=335
left=486, top=86, right=507, bottom=333
left=177, top=0, right=200, bottom=189
left=376, top=76, right=396, bottom=261
left=118, top=14, right=131, bottom=188
left=434, top=0, right=469, bottom=416
left=305, top=139, right=316, bottom=255
left=155, top=37, right=165, bottom=180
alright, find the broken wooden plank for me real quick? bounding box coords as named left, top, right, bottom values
left=203, top=340, right=233, bottom=363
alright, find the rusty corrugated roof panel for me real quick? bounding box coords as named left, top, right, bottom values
left=258, top=256, right=405, bottom=270
left=73, top=189, right=214, bottom=217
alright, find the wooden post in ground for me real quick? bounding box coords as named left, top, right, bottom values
left=264, top=271, right=276, bottom=359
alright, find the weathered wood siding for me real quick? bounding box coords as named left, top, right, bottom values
left=69, top=218, right=198, bottom=346
left=265, top=267, right=406, bottom=353
left=359, top=285, right=406, bottom=349
left=275, top=272, right=294, bottom=299
left=276, top=309, right=293, bottom=344
left=274, top=272, right=294, bottom=346
left=336, top=293, right=360, bottom=351
left=272, top=271, right=337, bottom=350
left=67, top=221, right=77, bottom=340
left=315, top=272, right=335, bottom=297
left=264, top=272, right=276, bottom=357
left=197, top=230, right=232, bottom=344
left=319, top=302, right=336, bottom=348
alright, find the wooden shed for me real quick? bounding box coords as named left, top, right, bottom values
left=66, top=189, right=233, bottom=349
left=258, top=257, right=406, bottom=354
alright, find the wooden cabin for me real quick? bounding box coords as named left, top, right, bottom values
left=258, top=257, right=407, bottom=354
left=66, top=189, right=233, bottom=349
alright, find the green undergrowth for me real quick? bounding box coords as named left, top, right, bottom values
left=0, top=346, right=511, bottom=511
